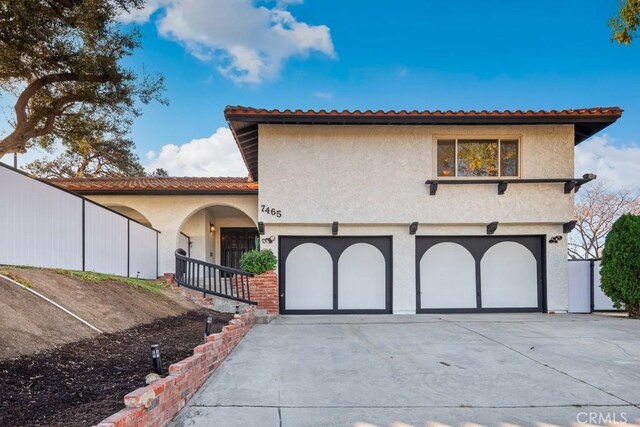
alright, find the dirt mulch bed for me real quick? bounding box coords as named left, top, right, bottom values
left=0, top=309, right=233, bottom=427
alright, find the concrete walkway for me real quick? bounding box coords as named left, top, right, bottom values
left=170, top=314, right=640, bottom=427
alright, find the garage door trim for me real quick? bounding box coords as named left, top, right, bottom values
left=279, top=235, right=393, bottom=315
left=415, top=235, right=546, bottom=314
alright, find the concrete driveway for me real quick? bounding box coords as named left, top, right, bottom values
left=170, top=314, right=640, bottom=427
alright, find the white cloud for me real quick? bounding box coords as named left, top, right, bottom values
left=314, top=91, right=333, bottom=99
left=117, top=0, right=170, bottom=23
left=120, top=0, right=335, bottom=84
left=575, top=134, right=640, bottom=192
left=145, top=127, right=248, bottom=177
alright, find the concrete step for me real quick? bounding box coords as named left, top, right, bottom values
left=254, top=312, right=276, bottom=324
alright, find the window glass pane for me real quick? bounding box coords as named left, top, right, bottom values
left=456, top=139, right=498, bottom=177
left=500, top=140, right=519, bottom=176
left=437, top=140, right=455, bottom=177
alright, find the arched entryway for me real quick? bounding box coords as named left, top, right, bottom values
left=177, top=204, right=258, bottom=270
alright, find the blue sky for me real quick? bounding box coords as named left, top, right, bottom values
left=3, top=0, right=640, bottom=186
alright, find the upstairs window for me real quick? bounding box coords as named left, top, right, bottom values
left=437, top=138, right=519, bottom=177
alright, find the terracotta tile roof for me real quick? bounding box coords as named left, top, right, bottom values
left=49, top=176, right=258, bottom=194
left=224, top=106, right=623, bottom=119
left=224, top=106, right=623, bottom=180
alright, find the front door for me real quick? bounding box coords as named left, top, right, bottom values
left=220, top=228, right=259, bottom=270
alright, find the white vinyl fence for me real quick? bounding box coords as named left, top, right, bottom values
left=0, top=163, right=159, bottom=279
left=568, top=259, right=618, bottom=313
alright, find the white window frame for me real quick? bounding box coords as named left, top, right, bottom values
left=434, top=136, right=521, bottom=179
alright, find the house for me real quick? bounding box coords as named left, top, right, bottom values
left=52, top=106, right=623, bottom=315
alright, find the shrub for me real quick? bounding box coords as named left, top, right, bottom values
left=600, top=214, right=640, bottom=318
left=240, top=249, right=277, bottom=275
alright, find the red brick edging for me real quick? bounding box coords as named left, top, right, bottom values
left=94, top=306, right=255, bottom=427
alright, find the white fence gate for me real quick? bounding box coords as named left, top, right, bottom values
left=0, top=163, right=159, bottom=279
left=568, top=259, right=618, bottom=313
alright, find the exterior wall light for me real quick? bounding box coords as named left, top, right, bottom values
left=549, top=235, right=563, bottom=243
left=258, top=222, right=265, bottom=235
left=261, top=235, right=275, bottom=244
left=332, top=222, right=339, bottom=236
left=487, top=221, right=499, bottom=235
left=409, top=222, right=418, bottom=235
left=209, top=223, right=216, bottom=233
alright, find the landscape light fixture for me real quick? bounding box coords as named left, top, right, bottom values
left=332, top=221, right=339, bottom=236
left=563, top=220, right=577, bottom=233
left=150, top=344, right=163, bottom=376
left=258, top=222, right=265, bottom=235
left=204, top=315, right=213, bottom=340
left=486, top=221, right=499, bottom=235
left=209, top=223, right=216, bottom=233
left=409, top=222, right=419, bottom=235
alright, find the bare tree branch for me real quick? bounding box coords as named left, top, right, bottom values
left=569, top=181, right=640, bottom=259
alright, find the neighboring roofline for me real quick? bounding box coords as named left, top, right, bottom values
left=47, top=176, right=258, bottom=195
left=224, top=106, right=624, bottom=180
left=68, top=189, right=259, bottom=196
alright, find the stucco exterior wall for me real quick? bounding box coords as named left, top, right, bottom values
left=258, top=124, right=575, bottom=225
left=85, top=194, right=258, bottom=274
left=257, top=124, right=576, bottom=313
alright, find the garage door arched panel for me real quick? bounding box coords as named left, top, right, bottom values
left=481, top=241, right=538, bottom=308
left=338, top=243, right=386, bottom=310
left=285, top=243, right=333, bottom=310
left=420, top=242, right=476, bottom=309
left=279, top=236, right=392, bottom=314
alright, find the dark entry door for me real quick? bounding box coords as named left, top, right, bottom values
left=220, top=228, right=259, bottom=270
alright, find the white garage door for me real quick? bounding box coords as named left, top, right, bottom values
left=417, top=236, right=543, bottom=313
left=280, top=236, right=392, bottom=314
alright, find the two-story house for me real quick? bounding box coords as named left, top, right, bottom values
left=54, top=106, right=622, bottom=315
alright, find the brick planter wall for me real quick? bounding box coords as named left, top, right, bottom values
left=249, top=270, right=279, bottom=315
left=94, top=306, right=255, bottom=427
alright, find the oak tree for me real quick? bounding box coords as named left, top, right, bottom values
left=0, top=0, right=165, bottom=159
left=611, top=0, right=640, bottom=44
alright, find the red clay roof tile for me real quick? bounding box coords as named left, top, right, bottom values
left=224, top=106, right=623, bottom=118
left=49, top=176, right=258, bottom=194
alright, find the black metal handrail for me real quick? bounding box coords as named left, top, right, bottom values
left=174, top=249, right=257, bottom=305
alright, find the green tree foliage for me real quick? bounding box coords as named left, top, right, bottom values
left=24, top=136, right=146, bottom=178
left=240, top=249, right=277, bottom=275
left=149, top=167, right=169, bottom=177
left=611, top=0, right=640, bottom=44
left=0, top=0, right=166, bottom=158
left=600, top=214, right=640, bottom=317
